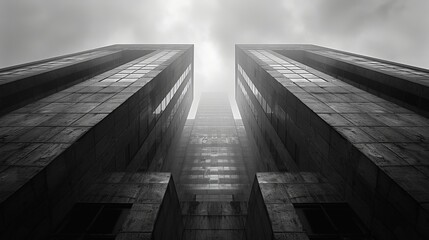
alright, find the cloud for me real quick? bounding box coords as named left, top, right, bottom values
left=1, top=0, right=428, bottom=118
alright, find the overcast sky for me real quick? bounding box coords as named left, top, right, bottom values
left=1, top=0, right=428, bottom=118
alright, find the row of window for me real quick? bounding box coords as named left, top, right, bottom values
left=192, top=159, right=236, bottom=163
left=247, top=49, right=363, bottom=153
left=99, top=50, right=180, bottom=83
left=237, top=64, right=276, bottom=126
left=237, top=64, right=273, bottom=117
left=163, top=76, right=192, bottom=134
left=247, top=49, right=324, bottom=144
left=237, top=60, right=291, bottom=169
left=237, top=76, right=257, bottom=122
left=154, top=64, right=192, bottom=116
left=249, top=50, right=327, bottom=84
left=190, top=166, right=238, bottom=171
left=148, top=77, right=192, bottom=170
left=187, top=174, right=240, bottom=179
left=237, top=74, right=281, bottom=170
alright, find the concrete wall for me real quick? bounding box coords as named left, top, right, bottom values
left=0, top=45, right=193, bottom=239
left=278, top=49, right=429, bottom=117
left=246, top=172, right=342, bottom=240
left=0, top=49, right=151, bottom=115
left=79, top=172, right=183, bottom=240
left=236, top=45, right=429, bottom=240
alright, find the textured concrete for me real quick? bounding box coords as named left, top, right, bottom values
left=246, top=172, right=367, bottom=240
left=0, top=44, right=193, bottom=239
left=62, top=172, right=183, bottom=240
left=304, top=49, right=429, bottom=115
left=181, top=201, right=247, bottom=240
left=0, top=49, right=152, bottom=115
left=236, top=45, right=429, bottom=240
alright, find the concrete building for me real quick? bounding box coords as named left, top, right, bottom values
left=2, top=43, right=429, bottom=240
left=236, top=44, right=429, bottom=240
left=163, top=92, right=267, bottom=239
left=0, top=44, right=193, bottom=239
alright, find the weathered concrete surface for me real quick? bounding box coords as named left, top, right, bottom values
left=78, top=172, right=183, bottom=240
left=0, top=44, right=193, bottom=240
left=0, top=49, right=152, bottom=115
left=236, top=45, right=429, bottom=240
left=304, top=49, right=429, bottom=115
left=181, top=201, right=247, bottom=240
left=246, top=172, right=341, bottom=240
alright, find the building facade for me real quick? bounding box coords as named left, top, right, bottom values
left=2, top=43, right=428, bottom=240
left=162, top=92, right=267, bottom=239
left=0, top=44, right=193, bottom=239
left=236, top=44, right=429, bottom=239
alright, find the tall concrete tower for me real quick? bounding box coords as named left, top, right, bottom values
left=0, top=44, right=193, bottom=239
left=236, top=44, right=429, bottom=240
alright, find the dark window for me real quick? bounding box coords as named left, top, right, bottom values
left=294, top=203, right=369, bottom=240
left=52, top=203, right=131, bottom=240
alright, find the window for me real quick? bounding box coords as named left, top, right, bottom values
left=152, top=63, right=191, bottom=117
left=266, top=103, right=272, bottom=122
left=161, top=98, right=166, bottom=111
left=52, top=203, right=131, bottom=240
left=294, top=203, right=369, bottom=240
